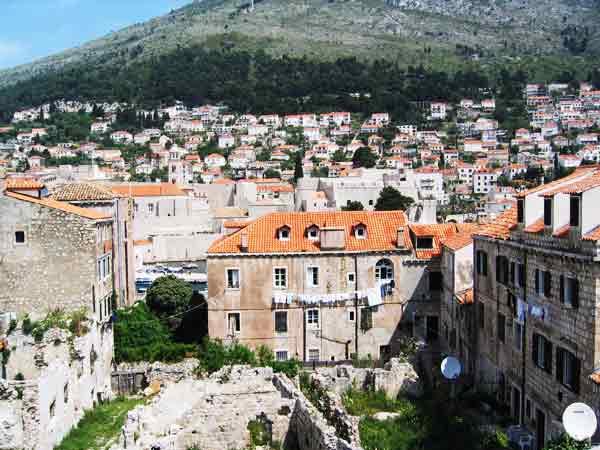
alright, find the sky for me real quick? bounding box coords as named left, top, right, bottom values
left=0, top=0, right=192, bottom=69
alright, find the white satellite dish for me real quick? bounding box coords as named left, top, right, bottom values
left=563, top=403, right=598, bottom=441
left=441, top=356, right=462, bottom=380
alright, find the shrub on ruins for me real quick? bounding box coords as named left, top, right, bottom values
left=197, top=338, right=301, bottom=378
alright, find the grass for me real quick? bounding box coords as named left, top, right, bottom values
left=54, top=396, right=144, bottom=450
left=342, top=387, right=510, bottom=450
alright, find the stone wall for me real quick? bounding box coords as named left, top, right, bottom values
left=115, top=358, right=199, bottom=388
left=0, top=323, right=113, bottom=450
left=0, top=194, right=111, bottom=320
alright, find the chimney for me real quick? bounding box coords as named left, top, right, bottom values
left=240, top=231, right=249, bottom=252
left=397, top=227, right=406, bottom=249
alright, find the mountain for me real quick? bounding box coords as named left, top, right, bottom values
left=0, top=0, right=599, bottom=89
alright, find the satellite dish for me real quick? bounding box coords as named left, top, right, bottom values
left=441, top=356, right=462, bottom=380
left=563, top=403, right=597, bottom=441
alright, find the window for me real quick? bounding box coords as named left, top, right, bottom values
left=307, top=309, right=319, bottom=327
left=429, top=272, right=442, bottom=291
left=49, top=400, right=56, bottom=419
left=368, top=200, right=374, bottom=206
left=275, top=350, right=289, bottom=361
left=375, top=259, right=394, bottom=281
left=148, top=203, right=154, bottom=214
left=569, top=196, right=580, bottom=227
left=544, top=198, right=552, bottom=226
left=64, top=383, right=69, bottom=404
left=532, top=333, right=552, bottom=374
left=278, top=227, right=290, bottom=241
left=517, top=263, right=525, bottom=287
left=525, top=399, right=532, bottom=420
left=308, top=348, right=320, bottom=362
left=535, top=269, right=552, bottom=297
left=517, top=199, right=524, bottom=223
left=497, top=313, right=506, bottom=343
left=355, top=226, right=366, bottom=239
left=361, top=308, right=373, bottom=331
left=228, top=312, right=241, bottom=334
left=478, top=302, right=485, bottom=329
left=348, top=310, right=355, bottom=322
left=476, top=251, right=488, bottom=276
left=347, top=272, right=356, bottom=284
left=15, top=231, right=25, bottom=244
left=514, top=322, right=523, bottom=351
left=556, top=347, right=581, bottom=393
left=307, top=267, right=319, bottom=287
left=274, top=267, right=287, bottom=288
left=560, top=276, right=579, bottom=308
left=97, top=255, right=111, bottom=281
left=275, top=311, right=288, bottom=333
left=226, top=268, right=240, bottom=289
left=496, top=256, right=509, bottom=284
left=416, top=237, right=434, bottom=249
left=307, top=227, right=319, bottom=240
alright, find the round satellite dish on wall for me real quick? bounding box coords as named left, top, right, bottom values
left=441, top=356, right=461, bottom=380
left=563, top=403, right=597, bottom=441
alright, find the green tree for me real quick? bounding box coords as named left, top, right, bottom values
left=146, top=276, right=193, bottom=330
left=294, top=153, right=304, bottom=181
left=543, top=435, right=589, bottom=450
left=332, top=148, right=347, bottom=162
left=263, top=168, right=281, bottom=179
left=342, top=200, right=365, bottom=211
left=375, top=187, right=414, bottom=211
left=352, top=147, right=378, bottom=168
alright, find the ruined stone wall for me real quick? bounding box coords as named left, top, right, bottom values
left=0, top=323, right=114, bottom=450
left=115, top=358, right=199, bottom=388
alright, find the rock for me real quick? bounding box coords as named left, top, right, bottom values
left=372, top=412, right=401, bottom=421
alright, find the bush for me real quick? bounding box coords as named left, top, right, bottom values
left=145, top=275, right=193, bottom=330
left=7, top=319, right=17, bottom=335
left=197, top=338, right=301, bottom=377
left=114, top=302, right=196, bottom=363
left=22, top=315, right=34, bottom=335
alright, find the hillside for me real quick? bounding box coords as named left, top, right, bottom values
left=1, top=0, right=600, bottom=88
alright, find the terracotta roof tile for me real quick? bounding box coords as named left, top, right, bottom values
left=52, top=183, right=116, bottom=201
left=209, top=211, right=410, bottom=254
left=5, top=191, right=111, bottom=220
left=541, top=173, right=600, bottom=197
left=456, top=288, right=474, bottom=305
left=583, top=225, right=600, bottom=241
left=523, top=218, right=544, bottom=233
left=5, top=179, right=44, bottom=190
left=410, top=223, right=467, bottom=259
left=552, top=224, right=571, bottom=237
left=442, top=233, right=475, bottom=251
left=256, top=185, right=294, bottom=193
left=515, top=166, right=598, bottom=198
left=110, top=183, right=185, bottom=197
left=475, top=207, right=518, bottom=240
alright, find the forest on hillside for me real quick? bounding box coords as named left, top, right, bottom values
left=1, top=46, right=598, bottom=123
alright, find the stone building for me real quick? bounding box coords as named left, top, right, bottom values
left=52, top=182, right=136, bottom=306
left=206, top=211, right=476, bottom=362
left=0, top=178, right=115, bottom=450
left=472, top=166, right=600, bottom=448
left=0, top=180, right=115, bottom=321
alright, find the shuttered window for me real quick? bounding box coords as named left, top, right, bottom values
left=532, top=333, right=553, bottom=374
left=556, top=347, right=581, bottom=393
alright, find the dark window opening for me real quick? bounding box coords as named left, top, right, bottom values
left=15, top=231, right=25, bottom=244
left=569, top=196, right=580, bottom=227
left=517, top=198, right=524, bottom=223
left=417, top=237, right=434, bottom=249
left=275, top=311, right=288, bottom=333
left=544, top=198, right=552, bottom=226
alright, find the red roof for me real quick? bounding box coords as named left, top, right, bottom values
left=475, top=207, right=518, bottom=240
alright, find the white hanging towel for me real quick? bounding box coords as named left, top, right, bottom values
left=367, top=288, right=383, bottom=307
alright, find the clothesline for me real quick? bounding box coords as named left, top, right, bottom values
left=517, top=298, right=549, bottom=323
left=272, top=280, right=395, bottom=308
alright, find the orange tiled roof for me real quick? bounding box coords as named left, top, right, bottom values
left=456, top=288, right=474, bottom=305
left=523, top=218, right=544, bottom=233
left=110, top=183, right=185, bottom=197
left=540, top=173, right=600, bottom=197
left=553, top=224, right=571, bottom=237
left=590, top=371, right=600, bottom=385
left=5, top=191, right=111, bottom=220
left=475, top=207, right=518, bottom=240
left=583, top=225, right=600, bottom=241
left=5, top=178, right=44, bottom=190
left=256, top=185, right=294, bottom=193
left=410, top=223, right=463, bottom=259
left=442, top=232, right=475, bottom=251
left=223, top=220, right=251, bottom=229
left=516, top=166, right=598, bottom=198
left=208, top=211, right=410, bottom=254
left=133, top=239, right=152, bottom=246
left=52, top=183, right=116, bottom=201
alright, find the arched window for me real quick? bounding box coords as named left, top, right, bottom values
left=375, top=259, right=394, bottom=281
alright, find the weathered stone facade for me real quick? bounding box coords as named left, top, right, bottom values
left=0, top=190, right=114, bottom=321
left=0, top=324, right=113, bottom=450
left=207, top=251, right=442, bottom=362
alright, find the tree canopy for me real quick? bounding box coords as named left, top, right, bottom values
left=145, top=275, right=193, bottom=329
left=342, top=200, right=365, bottom=211
left=352, top=147, right=378, bottom=169
left=375, top=187, right=415, bottom=211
